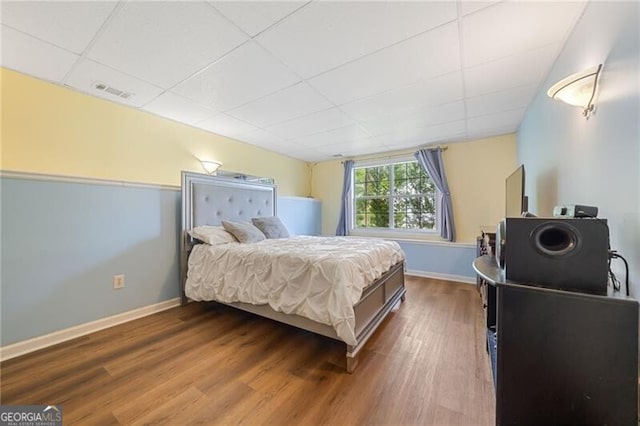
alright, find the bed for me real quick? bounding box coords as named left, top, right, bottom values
left=180, top=171, right=407, bottom=372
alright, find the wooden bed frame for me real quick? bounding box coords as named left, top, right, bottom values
left=180, top=171, right=406, bottom=373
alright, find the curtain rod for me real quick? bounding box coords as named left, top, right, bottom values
left=339, top=145, right=447, bottom=164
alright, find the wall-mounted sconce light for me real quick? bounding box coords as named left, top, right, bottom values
left=201, top=160, right=222, bottom=175
left=547, top=64, right=602, bottom=118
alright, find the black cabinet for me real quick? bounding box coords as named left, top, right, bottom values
left=476, top=234, right=497, bottom=329
left=473, top=255, right=639, bottom=425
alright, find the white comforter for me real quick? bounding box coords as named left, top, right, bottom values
left=185, top=236, right=405, bottom=345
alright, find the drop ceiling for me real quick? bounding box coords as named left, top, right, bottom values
left=0, top=1, right=586, bottom=163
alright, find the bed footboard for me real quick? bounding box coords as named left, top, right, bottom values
left=347, top=261, right=406, bottom=373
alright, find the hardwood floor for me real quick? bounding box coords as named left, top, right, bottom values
left=0, top=276, right=495, bottom=425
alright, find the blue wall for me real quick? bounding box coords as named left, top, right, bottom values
left=1, top=176, right=181, bottom=346
left=0, top=175, right=473, bottom=346
left=517, top=1, right=639, bottom=297
left=277, top=196, right=321, bottom=236
left=397, top=240, right=476, bottom=282
left=0, top=176, right=326, bottom=346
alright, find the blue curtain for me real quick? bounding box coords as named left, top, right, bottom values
left=414, top=148, right=456, bottom=241
left=335, top=160, right=354, bottom=236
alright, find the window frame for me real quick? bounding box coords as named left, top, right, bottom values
left=348, top=157, right=439, bottom=237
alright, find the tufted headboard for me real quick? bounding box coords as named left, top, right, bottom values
left=180, top=170, right=276, bottom=303
left=182, top=171, right=276, bottom=230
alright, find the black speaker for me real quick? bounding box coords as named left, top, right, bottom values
left=503, top=218, right=609, bottom=295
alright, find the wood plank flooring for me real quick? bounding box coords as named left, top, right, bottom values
left=0, top=276, right=495, bottom=425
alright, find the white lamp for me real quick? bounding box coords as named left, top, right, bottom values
left=547, top=64, right=602, bottom=118
left=201, top=160, right=222, bottom=175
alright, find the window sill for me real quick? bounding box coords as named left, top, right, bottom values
left=347, top=230, right=474, bottom=247
left=349, top=228, right=439, bottom=240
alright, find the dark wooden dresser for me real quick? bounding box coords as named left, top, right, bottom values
left=473, top=255, right=639, bottom=425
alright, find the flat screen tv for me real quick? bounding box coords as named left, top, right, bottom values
left=505, top=165, right=527, bottom=217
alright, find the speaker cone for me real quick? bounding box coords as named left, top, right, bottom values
left=532, top=223, right=580, bottom=257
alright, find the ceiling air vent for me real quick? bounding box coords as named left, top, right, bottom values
left=93, top=82, right=134, bottom=100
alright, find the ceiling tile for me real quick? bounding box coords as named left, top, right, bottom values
left=460, top=1, right=500, bottom=16
left=341, top=149, right=387, bottom=158
left=238, top=129, right=289, bottom=148
left=464, top=44, right=561, bottom=98
left=360, top=101, right=466, bottom=136
left=339, top=72, right=464, bottom=122
left=335, top=146, right=392, bottom=158
left=465, top=84, right=538, bottom=118
left=279, top=148, right=326, bottom=163
left=244, top=138, right=320, bottom=161
left=87, top=2, right=249, bottom=88
left=292, top=124, right=370, bottom=148
left=173, top=41, right=300, bottom=111
left=211, top=1, right=306, bottom=37
left=141, top=92, right=216, bottom=125
left=467, top=108, right=526, bottom=135
left=308, top=23, right=461, bottom=105
left=342, top=134, right=413, bottom=154
left=314, top=137, right=389, bottom=155
left=381, top=120, right=467, bottom=149
left=257, top=1, right=457, bottom=78
left=462, top=1, right=585, bottom=67
left=266, top=108, right=357, bottom=140
left=226, top=82, right=332, bottom=127
left=362, top=134, right=400, bottom=147
left=0, top=1, right=117, bottom=54
left=195, top=113, right=261, bottom=140
left=64, top=59, right=164, bottom=107
left=1, top=25, right=79, bottom=82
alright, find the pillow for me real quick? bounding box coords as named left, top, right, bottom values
left=221, top=220, right=266, bottom=243
left=188, top=226, right=238, bottom=245
left=251, top=216, right=290, bottom=239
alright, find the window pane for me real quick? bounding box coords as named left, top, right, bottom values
left=395, top=178, right=408, bottom=195
left=393, top=197, right=408, bottom=228
left=355, top=199, right=368, bottom=228
left=407, top=162, right=421, bottom=179
left=356, top=197, right=389, bottom=228
left=369, top=198, right=389, bottom=227
left=394, top=196, right=435, bottom=229
left=355, top=182, right=365, bottom=197
left=354, top=168, right=366, bottom=184
left=365, top=181, right=378, bottom=196
left=363, top=166, right=389, bottom=196
left=407, top=162, right=427, bottom=194
left=394, top=163, right=407, bottom=180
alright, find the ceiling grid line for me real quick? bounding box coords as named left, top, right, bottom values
left=60, top=1, right=126, bottom=85
left=456, top=0, right=470, bottom=140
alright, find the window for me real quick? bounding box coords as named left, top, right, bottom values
left=352, top=160, right=437, bottom=232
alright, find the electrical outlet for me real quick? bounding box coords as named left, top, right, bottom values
left=113, top=274, right=125, bottom=289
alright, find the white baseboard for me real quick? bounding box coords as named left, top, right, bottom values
left=0, top=298, right=181, bottom=362
left=406, top=269, right=476, bottom=285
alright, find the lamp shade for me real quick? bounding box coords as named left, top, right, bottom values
left=547, top=64, right=602, bottom=112
left=201, top=160, right=222, bottom=174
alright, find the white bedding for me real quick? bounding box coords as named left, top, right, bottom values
left=185, top=236, right=405, bottom=345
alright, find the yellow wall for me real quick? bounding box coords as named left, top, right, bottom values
left=0, top=68, right=310, bottom=196
left=446, top=134, right=516, bottom=242
left=311, top=134, right=517, bottom=243
left=311, top=159, right=344, bottom=236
